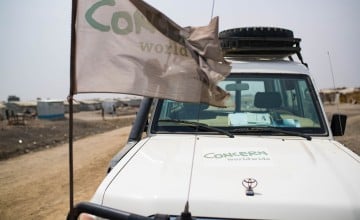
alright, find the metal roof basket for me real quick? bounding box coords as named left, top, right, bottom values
left=219, top=27, right=307, bottom=66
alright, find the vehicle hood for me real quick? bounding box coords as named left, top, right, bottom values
left=100, top=135, right=360, bottom=220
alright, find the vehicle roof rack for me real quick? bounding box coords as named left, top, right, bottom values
left=219, top=27, right=307, bottom=67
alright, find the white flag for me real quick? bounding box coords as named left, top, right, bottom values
left=74, top=0, right=231, bottom=107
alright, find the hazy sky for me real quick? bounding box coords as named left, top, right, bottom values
left=1, top=0, right=359, bottom=102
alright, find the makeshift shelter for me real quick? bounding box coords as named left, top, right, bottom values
left=101, top=100, right=117, bottom=114
left=6, top=101, right=37, bottom=115
left=339, top=88, right=360, bottom=104
left=0, top=102, right=6, bottom=120
left=320, top=87, right=360, bottom=104
left=123, top=98, right=142, bottom=107
left=64, top=100, right=81, bottom=113
left=79, top=100, right=101, bottom=111
left=37, top=100, right=65, bottom=119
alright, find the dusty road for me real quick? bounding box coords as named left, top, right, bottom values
left=0, top=126, right=131, bottom=220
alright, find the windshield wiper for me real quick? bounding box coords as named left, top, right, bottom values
left=230, top=126, right=312, bottom=141
left=158, top=119, right=234, bottom=138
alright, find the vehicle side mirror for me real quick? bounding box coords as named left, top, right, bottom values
left=331, top=114, right=347, bottom=136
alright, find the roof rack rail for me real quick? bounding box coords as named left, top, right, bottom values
left=219, top=27, right=307, bottom=67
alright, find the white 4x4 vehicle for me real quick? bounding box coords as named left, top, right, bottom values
left=74, top=28, right=360, bottom=220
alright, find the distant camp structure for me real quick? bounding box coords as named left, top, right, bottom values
left=0, top=97, right=142, bottom=123
left=37, top=100, right=65, bottom=119
left=320, top=87, right=360, bottom=104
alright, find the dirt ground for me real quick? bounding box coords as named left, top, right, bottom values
left=0, top=104, right=359, bottom=220
left=0, top=109, right=136, bottom=219
left=0, top=108, right=137, bottom=160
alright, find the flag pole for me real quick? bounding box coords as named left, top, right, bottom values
left=67, top=96, right=75, bottom=219
left=68, top=0, right=78, bottom=219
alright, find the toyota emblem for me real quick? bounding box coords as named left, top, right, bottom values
left=242, top=178, right=258, bottom=196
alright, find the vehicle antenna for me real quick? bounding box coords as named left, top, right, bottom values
left=327, top=51, right=344, bottom=134
left=180, top=104, right=203, bottom=219
left=180, top=139, right=195, bottom=220
left=179, top=201, right=192, bottom=220
left=210, top=0, right=215, bottom=19
left=327, top=52, right=337, bottom=93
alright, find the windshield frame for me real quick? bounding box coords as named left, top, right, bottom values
left=150, top=73, right=329, bottom=137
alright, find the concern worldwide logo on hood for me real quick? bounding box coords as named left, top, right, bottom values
left=203, top=150, right=271, bottom=161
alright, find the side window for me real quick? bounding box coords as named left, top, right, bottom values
left=298, top=80, right=319, bottom=124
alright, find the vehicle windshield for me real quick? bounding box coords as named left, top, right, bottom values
left=151, top=73, right=327, bottom=136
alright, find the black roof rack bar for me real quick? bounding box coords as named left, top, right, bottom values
left=220, top=37, right=301, bottom=48
left=222, top=47, right=300, bottom=53
left=220, top=36, right=301, bottom=42
left=219, top=36, right=308, bottom=67
left=296, top=52, right=307, bottom=67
